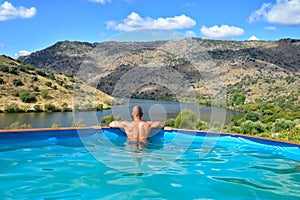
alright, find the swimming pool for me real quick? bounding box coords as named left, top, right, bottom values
left=0, top=128, right=300, bottom=199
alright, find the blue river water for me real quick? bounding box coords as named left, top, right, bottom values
left=0, top=99, right=241, bottom=128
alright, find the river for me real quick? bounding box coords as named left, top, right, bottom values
left=0, top=99, right=241, bottom=129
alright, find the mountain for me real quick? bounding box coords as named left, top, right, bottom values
left=19, top=38, right=300, bottom=105
left=0, top=55, right=113, bottom=113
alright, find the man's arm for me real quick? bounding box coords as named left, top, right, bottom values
left=149, top=121, right=163, bottom=129
left=109, top=121, right=130, bottom=128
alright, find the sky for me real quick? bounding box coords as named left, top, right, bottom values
left=0, top=0, right=300, bottom=58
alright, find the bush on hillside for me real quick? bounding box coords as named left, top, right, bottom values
left=13, top=79, right=23, bottom=86
left=19, top=91, right=36, bottom=103
left=4, top=103, right=20, bottom=113
left=44, top=103, right=56, bottom=112
left=41, top=90, right=48, bottom=98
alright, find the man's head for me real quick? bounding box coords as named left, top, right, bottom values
left=132, top=105, right=143, bottom=119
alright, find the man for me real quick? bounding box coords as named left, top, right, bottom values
left=109, top=105, right=163, bottom=143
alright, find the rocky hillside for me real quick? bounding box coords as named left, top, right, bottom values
left=19, top=38, right=300, bottom=104
left=0, top=55, right=113, bottom=112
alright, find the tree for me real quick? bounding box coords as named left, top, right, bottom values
left=240, top=120, right=265, bottom=135
left=174, top=109, right=198, bottom=129
left=230, top=93, right=246, bottom=107
left=271, top=118, right=296, bottom=133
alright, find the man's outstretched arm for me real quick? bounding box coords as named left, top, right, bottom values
left=149, top=121, right=163, bottom=129
left=109, top=121, right=129, bottom=128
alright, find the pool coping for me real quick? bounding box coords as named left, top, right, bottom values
left=0, top=126, right=300, bottom=147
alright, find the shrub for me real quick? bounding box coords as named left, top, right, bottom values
left=100, top=115, right=123, bottom=126
left=36, top=69, right=47, bottom=77
left=33, top=86, right=39, bottom=92
left=45, top=81, right=52, bottom=87
left=96, top=104, right=103, bottom=111
left=197, top=120, right=209, bottom=130
left=0, top=77, right=4, bottom=84
left=7, top=121, right=32, bottom=129
left=47, top=72, right=55, bottom=80
left=63, top=84, right=73, bottom=90
left=174, top=109, right=198, bottom=129
left=4, top=103, right=20, bottom=113
left=19, top=91, right=36, bottom=103
left=0, top=65, right=9, bottom=72
left=244, top=112, right=259, bottom=122
left=240, top=120, right=265, bottom=135
left=72, top=118, right=86, bottom=127
left=20, top=105, right=30, bottom=112
left=164, top=118, right=175, bottom=127
left=33, top=104, right=41, bottom=112
left=13, top=79, right=23, bottom=86
left=61, top=102, right=69, bottom=112
left=9, top=67, right=18, bottom=75
left=41, top=90, right=48, bottom=98
left=56, top=79, right=64, bottom=86
left=44, top=103, right=56, bottom=112
left=31, top=75, right=38, bottom=81
left=52, top=123, right=62, bottom=128
left=271, top=118, right=296, bottom=133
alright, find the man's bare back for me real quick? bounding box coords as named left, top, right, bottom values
left=109, top=106, right=163, bottom=143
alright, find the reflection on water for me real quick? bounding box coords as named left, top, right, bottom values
left=0, top=99, right=242, bottom=128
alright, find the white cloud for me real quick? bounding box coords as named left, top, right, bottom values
left=248, top=35, right=260, bottom=41
left=0, top=1, right=36, bottom=21
left=89, top=0, right=111, bottom=4
left=249, top=0, right=300, bottom=26
left=264, top=26, right=277, bottom=31
left=0, top=42, right=4, bottom=48
left=200, top=25, right=245, bottom=40
left=185, top=30, right=196, bottom=37
left=14, top=50, right=31, bottom=58
left=106, top=12, right=196, bottom=31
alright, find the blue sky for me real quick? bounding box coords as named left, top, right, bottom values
left=0, top=0, right=300, bottom=57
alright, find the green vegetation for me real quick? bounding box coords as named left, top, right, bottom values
left=44, top=103, right=56, bottom=112
left=13, top=79, right=23, bottom=86
left=5, top=121, right=32, bottom=129
left=19, top=91, right=36, bottom=103
left=100, top=114, right=123, bottom=126
left=40, top=90, right=48, bottom=98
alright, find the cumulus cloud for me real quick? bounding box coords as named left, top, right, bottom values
left=89, top=0, right=111, bottom=4
left=0, top=1, right=36, bottom=21
left=200, top=25, right=245, bottom=40
left=14, top=50, right=31, bottom=58
left=248, top=35, right=260, bottom=41
left=185, top=30, right=196, bottom=37
left=106, top=12, right=196, bottom=31
left=249, top=0, right=300, bottom=26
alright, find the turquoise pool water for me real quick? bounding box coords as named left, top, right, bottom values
left=0, top=128, right=300, bottom=199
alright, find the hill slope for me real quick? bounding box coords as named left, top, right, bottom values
left=19, top=38, right=300, bottom=105
left=0, top=55, right=113, bottom=112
